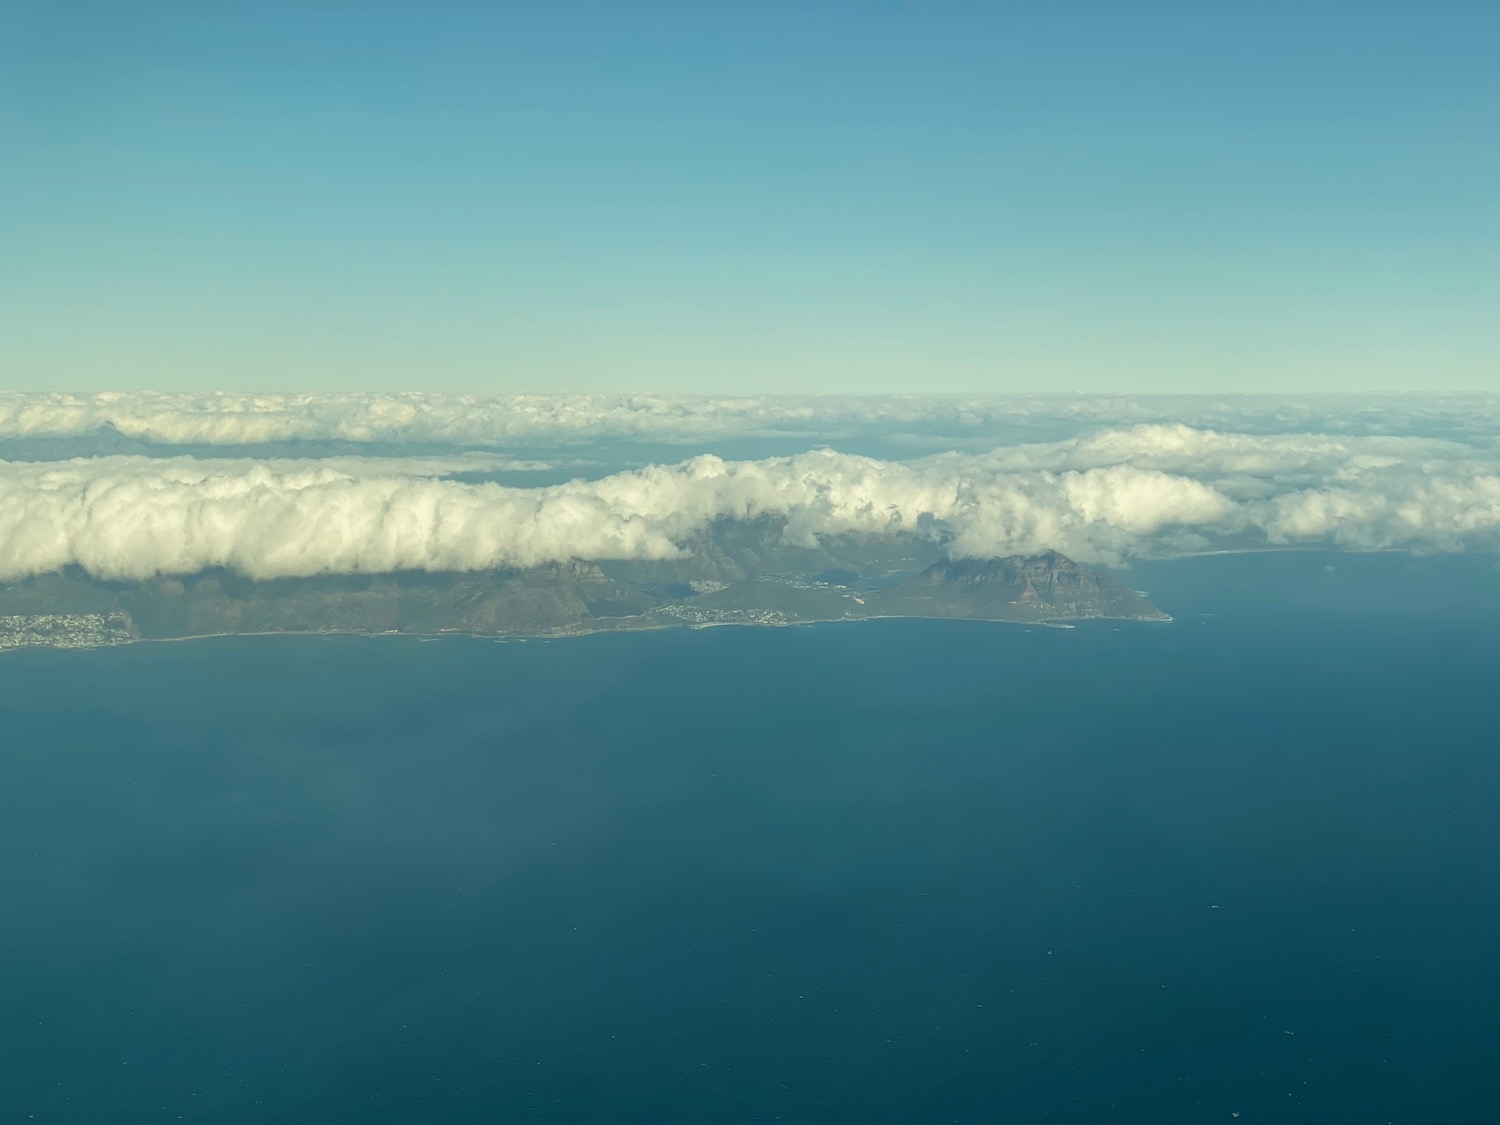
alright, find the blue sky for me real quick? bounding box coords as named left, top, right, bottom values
left=2, top=1, right=1495, bottom=394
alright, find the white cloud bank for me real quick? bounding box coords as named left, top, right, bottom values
left=2, top=424, right=1497, bottom=581
left=3, top=391, right=1497, bottom=449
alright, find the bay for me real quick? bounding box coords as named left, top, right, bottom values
left=3, top=552, right=1498, bottom=1122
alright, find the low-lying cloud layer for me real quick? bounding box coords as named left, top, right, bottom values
left=4, top=391, right=1498, bottom=451
left=3, top=423, right=1496, bottom=581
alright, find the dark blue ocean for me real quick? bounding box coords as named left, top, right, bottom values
left=3, top=552, right=1498, bottom=1123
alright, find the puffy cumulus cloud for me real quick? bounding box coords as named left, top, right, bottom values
left=0, top=455, right=682, bottom=581
left=3, top=392, right=1498, bottom=451
left=962, top=425, right=1500, bottom=555
left=2, top=424, right=1498, bottom=581
left=1260, top=475, right=1500, bottom=552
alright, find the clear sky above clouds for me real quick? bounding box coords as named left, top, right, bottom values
left=2, top=1, right=1495, bottom=394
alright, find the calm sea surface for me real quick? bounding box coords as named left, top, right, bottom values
left=3, top=552, right=1498, bottom=1123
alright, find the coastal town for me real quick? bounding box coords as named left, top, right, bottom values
left=652, top=604, right=791, bottom=628
left=0, top=613, right=134, bottom=652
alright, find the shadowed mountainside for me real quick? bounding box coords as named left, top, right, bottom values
left=0, top=527, right=1168, bottom=648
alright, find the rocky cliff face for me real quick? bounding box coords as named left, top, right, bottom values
left=877, top=552, right=1168, bottom=621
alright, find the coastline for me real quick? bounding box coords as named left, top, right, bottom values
left=0, top=608, right=1173, bottom=655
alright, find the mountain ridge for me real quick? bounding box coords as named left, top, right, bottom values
left=0, top=534, right=1169, bottom=650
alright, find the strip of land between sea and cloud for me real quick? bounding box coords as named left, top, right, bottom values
left=0, top=393, right=1496, bottom=648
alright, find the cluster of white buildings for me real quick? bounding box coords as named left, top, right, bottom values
left=654, top=605, right=789, bottom=628
left=0, top=613, right=134, bottom=651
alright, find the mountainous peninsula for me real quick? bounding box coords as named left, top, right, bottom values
left=0, top=526, right=1167, bottom=651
